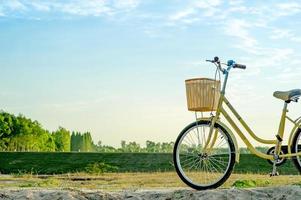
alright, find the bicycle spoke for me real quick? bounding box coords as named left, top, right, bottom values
left=213, top=137, right=226, bottom=149
left=209, top=156, right=229, bottom=166
left=209, top=157, right=228, bottom=171
left=181, top=156, right=199, bottom=166
left=194, top=129, right=201, bottom=147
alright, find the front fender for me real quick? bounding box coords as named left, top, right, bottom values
left=199, top=117, right=240, bottom=163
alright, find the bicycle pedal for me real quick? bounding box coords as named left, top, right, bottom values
left=269, top=172, right=279, bottom=177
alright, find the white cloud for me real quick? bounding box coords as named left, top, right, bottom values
left=270, top=28, right=292, bottom=39
left=165, top=0, right=301, bottom=79
left=228, top=0, right=244, bottom=6
left=270, top=28, right=301, bottom=43
left=236, top=47, right=295, bottom=82
left=168, top=1, right=301, bottom=30
left=168, top=0, right=222, bottom=23
left=0, top=0, right=26, bottom=17
left=113, top=0, right=139, bottom=10
left=29, top=1, right=51, bottom=12
left=224, top=19, right=259, bottom=54
left=195, top=0, right=222, bottom=9
left=169, top=8, right=195, bottom=21
left=58, top=1, right=111, bottom=16
left=165, top=0, right=301, bottom=82
left=276, top=2, right=301, bottom=16
left=267, top=66, right=301, bottom=84
left=0, top=0, right=140, bottom=18
left=256, top=48, right=294, bottom=67
left=291, top=37, right=301, bottom=42
left=5, top=0, right=26, bottom=11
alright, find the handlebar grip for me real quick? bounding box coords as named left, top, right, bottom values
left=233, top=64, right=246, bottom=69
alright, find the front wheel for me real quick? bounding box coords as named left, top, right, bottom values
left=173, top=120, right=236, bottom=190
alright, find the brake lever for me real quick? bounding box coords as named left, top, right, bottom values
left=216, top=62, right=226, bottom=74
left=205, top=58, right=226, bottom=73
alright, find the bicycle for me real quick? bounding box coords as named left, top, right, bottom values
left=173, top=56, right=301, bottom=190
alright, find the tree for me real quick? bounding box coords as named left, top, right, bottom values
left=0, top=111, right=56, bottom=152
left=70, top=131, right=94, bottom=152
left=127, top=142, right=141, bottom=152
left=94, top=140, right=117, bottom=152
left=85, top=132, right=94, bottom=152
left=71, top=131, right=84, bottom=152
left=70, top=132, right=76, bottom=151
left=146, top=140, right=156, bottom=152
left=0, top=112, right=13, bottom=138
left=52, top=127, right=71, bottom=152
left=161, top=142, right=174, bottom=153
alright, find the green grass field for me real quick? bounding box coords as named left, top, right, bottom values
left=0, top=152, right=299, bottom=175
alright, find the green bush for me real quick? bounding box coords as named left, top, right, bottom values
left=232, top=179, right=270, bottom=188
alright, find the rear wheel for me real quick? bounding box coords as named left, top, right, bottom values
left=173, top=120, right=235, bottom=190
left=291, top=128, right=301, bottom=172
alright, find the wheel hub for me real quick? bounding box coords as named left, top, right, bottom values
left=198, top=152, right=208, bottom=159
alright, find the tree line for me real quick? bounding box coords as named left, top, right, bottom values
left=0, top=111, right=93, bottom=152
left=0, top=111, right=269, bottom=153
left=0, top=111, right=175, bottom=153
left=94, top=140, right=175, bottom=153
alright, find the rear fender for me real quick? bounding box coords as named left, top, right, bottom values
left=288, top=117, right=301, bottom=154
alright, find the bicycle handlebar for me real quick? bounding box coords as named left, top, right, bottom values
left=233, top=63, right=246, bottom=69
left=206, top=56, right=247, bottom=72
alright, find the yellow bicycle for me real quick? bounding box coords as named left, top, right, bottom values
left=173, top=56, right=301, bottom=190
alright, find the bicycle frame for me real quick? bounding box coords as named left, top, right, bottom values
left=203, top=66, right=301, bottom=162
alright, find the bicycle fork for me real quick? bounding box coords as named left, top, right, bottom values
left=203, top=115, right=220, bottom=154
left=271, top=102, right=288, bottom=176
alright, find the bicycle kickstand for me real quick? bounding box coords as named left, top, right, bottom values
left=270, top=154, right=279, bottom=177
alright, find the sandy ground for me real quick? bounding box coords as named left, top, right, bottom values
left=0, top=186, right=301, bottom=200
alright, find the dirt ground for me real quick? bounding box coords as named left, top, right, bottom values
left=0, top=186, right=301, bottom=200
left=1, top=172, right=301, bottom=199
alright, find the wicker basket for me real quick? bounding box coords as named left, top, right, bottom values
left=185, top=78, right=221, bottom=112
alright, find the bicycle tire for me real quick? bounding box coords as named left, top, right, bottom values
left=291, top=128, right=301, bottom=172
left=173, top=120, right=236, bottom=190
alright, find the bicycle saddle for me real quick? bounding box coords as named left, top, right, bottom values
left=273, top=89, right=301, bottom=102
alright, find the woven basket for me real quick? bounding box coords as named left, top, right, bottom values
left=185, top=78, right=221, bottom=112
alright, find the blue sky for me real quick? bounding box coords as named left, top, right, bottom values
left=1, top=0, right=301, bottom=147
